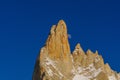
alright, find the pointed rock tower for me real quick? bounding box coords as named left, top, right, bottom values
left=32, top=20, right=73, bottom=80
left=32, top=20, right=120, bottom=80
left=45, top=20, right=71, bottom=61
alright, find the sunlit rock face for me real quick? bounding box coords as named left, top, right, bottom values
left=32, top=20, right=120, bottom=80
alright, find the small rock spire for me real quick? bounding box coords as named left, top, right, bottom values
left=75, top=43, right=85, bottom=54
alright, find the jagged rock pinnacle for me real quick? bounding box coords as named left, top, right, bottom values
left=73, top=43, right=85, bottom=56
left=32, top=20, right=120, bottom=80
left=75, top=43, right=81, bottom=49
left=45, top=20, right=71, bottom=61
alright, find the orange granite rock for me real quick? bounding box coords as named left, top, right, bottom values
left=32, top=20, right=120, bottom=80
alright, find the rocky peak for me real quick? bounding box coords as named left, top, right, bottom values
left=74, top=43, right=85, bottom=54
left=45, top=20, right=71, bottom=61
left=32, top=20, right=120, bottom=80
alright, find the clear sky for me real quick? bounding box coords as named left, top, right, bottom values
left=0, top=0, right=120, bottom=80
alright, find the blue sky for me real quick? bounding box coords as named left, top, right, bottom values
left=0, top=0, right=120, bottom=80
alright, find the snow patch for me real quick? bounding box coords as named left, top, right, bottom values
left=45, top=58, right=55, bottom=66
left=47, top=67, right=53, bottom=76
left=77, top=67, right=83, bottom=73
left=73, top=74, right=90, bottom=80
left=108, top=75, right=117, bottom=80
left=44, top=57, right=64, bottom=78
left=74, top=63, right=102, bottom=79
left=93, top=68, right=102, bottom=77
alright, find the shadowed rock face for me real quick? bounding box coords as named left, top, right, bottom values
left=32, top=20, right=120, bottom=80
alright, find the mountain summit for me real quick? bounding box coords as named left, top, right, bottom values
left=32, top=20, right=120, bottom=80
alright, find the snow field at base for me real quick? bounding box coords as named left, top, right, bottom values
left=108, top=75, right=117, bottom=80
left=44, top=57, right=64, bottom=79
left=43, top=57, right=119, bottom=80
left=73, top=74, right=89, bottom=80
left=72, top=63, right=102, bottom=79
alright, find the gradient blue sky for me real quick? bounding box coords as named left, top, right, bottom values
left=0, top=0, right=120, bottom=80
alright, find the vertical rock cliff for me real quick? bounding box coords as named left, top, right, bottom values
left=32, top=20, right=120, bottom=80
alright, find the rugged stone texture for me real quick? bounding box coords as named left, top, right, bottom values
left=45, top=20, right=71, bottom=61
left=32, top=20, right=120, bottom=80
